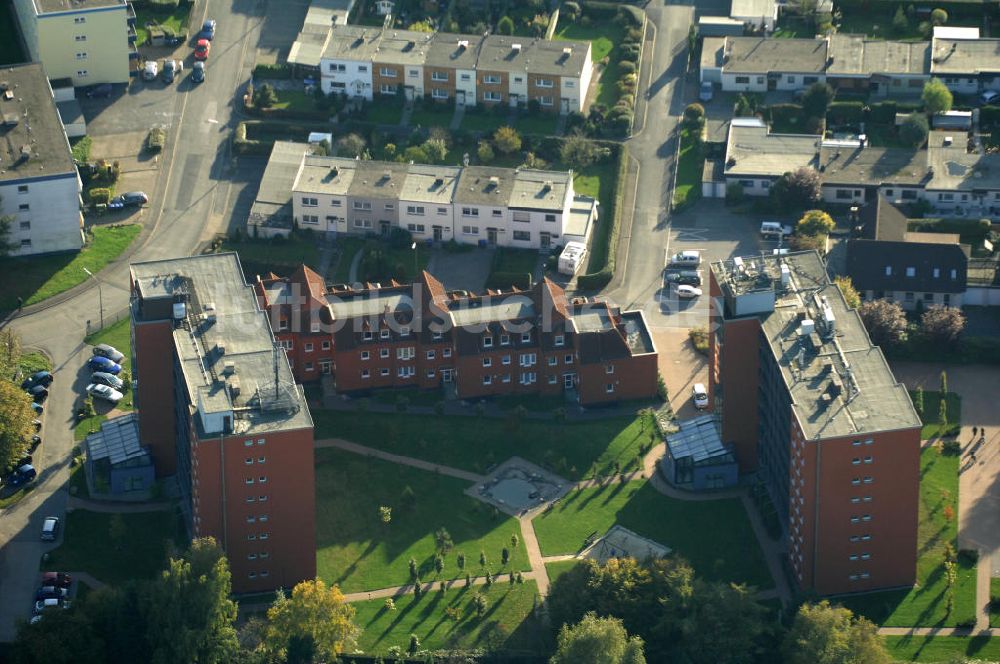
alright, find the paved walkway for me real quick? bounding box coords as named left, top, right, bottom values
left=346, top=248, right=364, bottom=284
left=520, top=514, right=550, bottom=597
left=315, top=438, right=485, bottom=483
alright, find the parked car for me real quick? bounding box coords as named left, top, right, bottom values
left=32, top=419, right=42, bottom=431
left=41, top=516, right=59, bottom=541
left=760, top=221, right=794, bottom=239
left=699, top=82, right=714, bottom=102
left=194, top=39, right=211, bottom=61
left=41, top=572, right=72, bottom=589
left=668, top=250, right=701, bottom=267
left=91, top=372, right=124, bottom=390
left=674, top=284, right=703, bottom=299
left=21, top=371, right=53, bottom=390
left=143, top=60, right=158, bottom=81
left=25, top=385, right=49, bottom=402
left=191, top=61, right=205, bottom=83
left=162, top=59, right=182, bottom=84
left=16, top=455, right=32, bottom=468
left=982, top=90, right=1000, bottom=105
left=33, top=598, right=69, bottom=615
left=92, top=343, right=125, bottom=363
left=199, top=19, right=217, bottom=40
left=112, top=191, right=148, bottom=208
left=31, top=402, right=43, bottom=415
left=88, top=356, right=121, bottom=374
left=664, top=270, right=702, bottom=287
left=692, top=383, right=709, bottom=409
left=29, top=435, right=42, bottom=452
left=87, top=383, right=124, bottom=404
left=36, top=586, right=69, bottom=601
left=84, top=83, right=113, bottom=98
left=10, top=464, right=37, bottom=487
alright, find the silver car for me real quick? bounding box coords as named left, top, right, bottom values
left=92, top=343, right=125, bottom=363
left=91, top=371, right=124, bottom=390
left=86, top=383, right=123, bottom=404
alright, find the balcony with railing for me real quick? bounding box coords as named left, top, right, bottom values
left=126, top=2, right=136, bottom=25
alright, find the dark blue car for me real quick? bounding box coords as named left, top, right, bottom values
left=21, top=371, right=53, bottom=390
left=88, top=356, right=121, bottom=375
left=199, top=19, right=216, bottom=40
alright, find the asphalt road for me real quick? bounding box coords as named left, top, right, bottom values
left=0, top=0, right=265, bottom=639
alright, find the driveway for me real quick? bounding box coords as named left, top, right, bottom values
left=889, top=362, right=1000, bottom=568
left=652, top=327, right=708, bottom=420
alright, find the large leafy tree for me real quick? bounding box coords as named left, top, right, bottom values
left=783, top=601, right=891, bottom=664
left=551, top=612, right=646, bottom=664
left=858, top=299, right=908, bottom=348
left=797, top=209, right=836, bottom=236
left=771, top=167, right=822, bottom=211
left=922, top=78, right=953, bottom=115
left=0, top=328, right=23, bottom=382
left=921, top=305, right=966, bottom=344
left=143, top=537, right=239, bottom=664
left=0, top=380, right=34, bottom=470
left=264, top=578, right=359, bottom=661
left=493, top=126, right=522, bottom=154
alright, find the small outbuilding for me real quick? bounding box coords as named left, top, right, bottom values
left=84, top=413, right=155, bottom=495
left=660, top=414, right=738, bottom=490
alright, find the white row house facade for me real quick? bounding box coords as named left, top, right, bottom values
left=256, top=144, right=597, bottom=248
left=318, top=24, right=592, bottom=113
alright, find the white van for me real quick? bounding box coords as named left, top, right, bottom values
left=760, top=221, right=793, bottom=239
left=669, top=250, right=701, bottom=267
left=41, top=516, right=59, bottom=541
left=143, top=60, right=158, bottom=81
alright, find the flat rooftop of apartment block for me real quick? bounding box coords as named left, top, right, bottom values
left=36, top=0, right=122, bottom=12
left=0, top=63, right=75, bottom=182
left=711, top=251, right=920, bottom=440
left=131, top=253, right=312, bottom=437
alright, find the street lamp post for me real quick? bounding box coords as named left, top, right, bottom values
left=83, top=267, right=103, bottom=330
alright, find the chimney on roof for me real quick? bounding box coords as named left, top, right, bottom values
left=512, top=43, right=521, bottom=52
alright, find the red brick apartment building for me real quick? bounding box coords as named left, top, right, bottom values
left=254, top=267, right=658, bottom=405
left=708, top=251, right=922, bottom=596
left=130, top=254, right=316, bottom=593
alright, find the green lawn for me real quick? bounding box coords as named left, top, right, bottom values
left=544, top=560, right=582, bottom=585
left=367, top=100, right=404, bottom=125
left=0, top=484, right=36, bottom=509
left=838, top=446, right=975, bottom=627
left=0, top=224, right=141, bottom=311
left=330, top=236, right=365, bottom=283
left=0, top=1, right=26, bottom=65
left=350, top=580, right=548, bottom=654
left=371, top=388, right=444, bottom=409
left=574, top=160, right=616, bottom=274
left=312, top=408, right=656, bottom=480
left=85, top=318, right=134, bottom=410
left=532, top=480, right=772, bottom=588
left=410, top=105, right=455, bottom=129
left=911, top=390, right=962, bottom=439
left=488, top=249, right=538, bottom=286
left=516, top=113, right=559, bottom=136
left=218, top=235, right=321, bottom=279
left=837, top=11, right=981, bottom=42
left=885, top=634, right=1000, bottom=662
left=673, top=128, right=703, bottom=210
left=74, top=414, right=106, bottom=442
left=992, top=577, right=1000, bottom=627
left=554, top=22, right=626, bottom=109
left=461, top=112, right=507, bottom=133
left=315, top=448, right=530, bottom=593
left=271, top=90, right=319, bottom=113
left=45, top=508, right=184, bottom=585
left=17, top=352, right=51, bottom=378
left=70, top=136, right=93, bottom=163
left=134, top=4, right=191, bottom=46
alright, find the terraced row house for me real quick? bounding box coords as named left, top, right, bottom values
left=700, top=27, right=1000, bottom=98
left=250, top=142, right=598, bottom=249
left=254, top=267, right=659, bottom=405
left=318, top=24, right=593, bottom=113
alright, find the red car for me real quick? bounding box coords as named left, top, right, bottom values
left=194, top=39, right=211, bottom=61
left=41, top=572, right=72, bottom=589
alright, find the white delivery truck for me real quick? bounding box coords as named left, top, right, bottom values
left=558, top=242, right=588, bottom=276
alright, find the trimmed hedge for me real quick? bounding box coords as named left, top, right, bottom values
left=869, top=100, right=923, bottom=124
left=981, top=104, right=1000, bottom=129
left=827, top=101, right=865, bottom=125
left=252, top=63, right=293, bottom=80
left=88, top=188, right=111, bottom=204
left=576, top=143, right=629, bottom=290
left=767, top=103, right=804, bottom=126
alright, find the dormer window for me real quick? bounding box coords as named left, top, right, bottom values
left=500, top=334, right=510, bottom=345
left=483, top=335, right=493, bottom=348
left=380, top=329, right=390, bottom=339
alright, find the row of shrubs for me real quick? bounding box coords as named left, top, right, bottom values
left=764, top=99, right=926, bottom=128
left=252, top=63, right=294, bottom=80
left=129, top=0, right=190, bottom=8
left=577, top=143, right=629, bottom=290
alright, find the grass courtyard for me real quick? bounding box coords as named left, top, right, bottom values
left=910, top=389, right=963, bottom=440
left=533, top=480, right=772, bottom=589
left=45, top=509, right=184, bottom=585
left=311, top=409, right=657, bottom=481
left=0, top=224, right=142, bottom=312
left=134, top=4, right=192, bottom=46
left=672, top=128, right=703, bottom=210
left=553, top=22, right=625, bottom=109
left=315, top=448, right=530, bottom=594
left=350, top=580, right=548, bottom=654
left=885, top=634, right=1000, bottom=662
left=838, top=445, right=975, bottom=627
